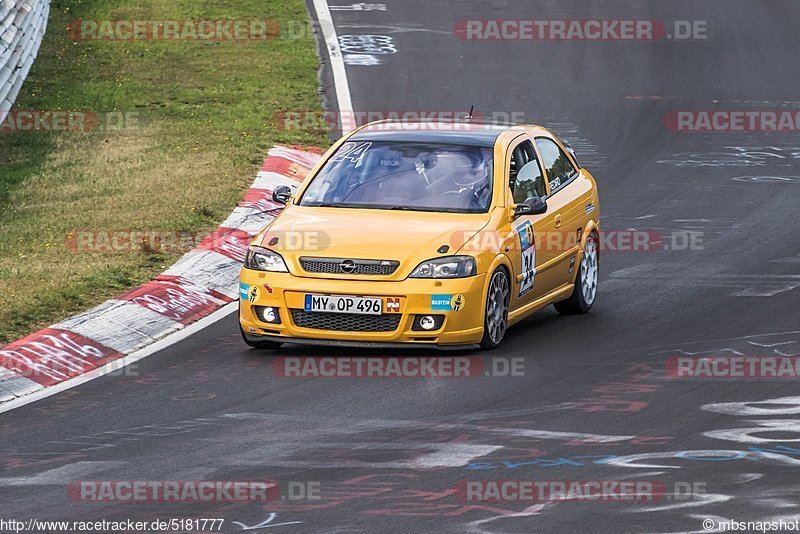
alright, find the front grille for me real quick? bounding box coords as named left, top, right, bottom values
left=300, top=257, right=399, bottom=275
left=291, top=310, right=402, bottom=332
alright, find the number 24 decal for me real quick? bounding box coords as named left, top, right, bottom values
left=332, top=142, right=372, bottom=167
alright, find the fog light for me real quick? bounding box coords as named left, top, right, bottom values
left=419, top=315, right=436, bottom=330
left=256, top=306, right=281, bottom=324
left=412, top=314, right=444, bottom=331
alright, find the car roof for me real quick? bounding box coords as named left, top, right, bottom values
left=348, top=120, right=535, bottom=147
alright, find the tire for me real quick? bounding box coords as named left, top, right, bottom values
left=554, top=232, right=598, bottom=315
left=239, top=323, right=283, bottom=350
left=480, top=268, right=510, bottom=350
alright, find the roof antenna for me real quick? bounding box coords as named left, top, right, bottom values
left=464, top=105, right=475, bottom=121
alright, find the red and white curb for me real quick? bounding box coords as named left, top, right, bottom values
left=0, top=145, right=321, bottom=408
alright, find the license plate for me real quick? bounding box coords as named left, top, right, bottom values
left=304, top=294, right=382, bottom=315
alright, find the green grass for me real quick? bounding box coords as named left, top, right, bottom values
left=0, top=0, right=327, bottom=343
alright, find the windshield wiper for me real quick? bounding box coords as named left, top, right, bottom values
left=308, top=202, right=351, bottom=208
left=307, top=203, right=451, bottom=213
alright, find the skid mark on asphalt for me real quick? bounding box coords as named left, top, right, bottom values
left=233, top=512, right=303, bottom=531
left=0, top=461, right=125, bottom=486
left=772, top=252, right=800, bottom=263
left=608, top=265, right=800, bottom=296
left=658, top=145, right=800, bottom=167
left=647, top=331, right=800, bottom=359
left=229, top=442, right=501, bottom=469
left=733, top=175, right=800, bottom=183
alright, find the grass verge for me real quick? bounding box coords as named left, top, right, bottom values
left=0, top=0, right=326, bottom=343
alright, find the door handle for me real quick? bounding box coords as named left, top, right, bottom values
left=555, top=214, right=562, bottom=228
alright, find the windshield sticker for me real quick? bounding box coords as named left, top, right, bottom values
left=332, top=141, right=372, bottom=167
left=414, top=157, right=433, bottom=184
left=515, top=220, right=536, bottom=296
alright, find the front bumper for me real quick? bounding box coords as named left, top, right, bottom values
left=239, top=269, right=488, bottom=346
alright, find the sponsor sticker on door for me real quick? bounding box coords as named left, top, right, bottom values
left=515, top=220, right=536, bottom=296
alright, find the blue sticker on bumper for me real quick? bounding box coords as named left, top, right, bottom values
left=431, top=294, right=453, bottom=311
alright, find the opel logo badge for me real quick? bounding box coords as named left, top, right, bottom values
left=339, top=259, right=357, bottom=273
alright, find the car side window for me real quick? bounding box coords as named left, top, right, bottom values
left=535, top=137, right=577, bottom=193
left=509, top=140, right=544, bottom=202
left=513, top=161, right=546, bottom=202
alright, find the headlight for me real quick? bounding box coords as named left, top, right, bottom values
left=409, top=256, right=476, bottom=278
left=244, top=246, right=288, bottom=272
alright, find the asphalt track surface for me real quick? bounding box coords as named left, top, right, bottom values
left=3, top=2, right=800, bottom=533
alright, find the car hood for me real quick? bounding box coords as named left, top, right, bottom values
left=255, top=205, right=493, bottom=280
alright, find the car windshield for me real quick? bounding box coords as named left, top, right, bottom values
left=299, top=141, right=494, bottom=213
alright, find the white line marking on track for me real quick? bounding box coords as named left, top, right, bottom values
left=312, top=0, right=356, bottom=132
left=0, top=302, right=238, bottom=415
left=233, top=513, right=303, bottom=531
left=0, top=461, right=126, bottom=486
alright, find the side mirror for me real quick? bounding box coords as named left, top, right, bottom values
left=514, top=197, right=547, bottom=218
left=272, top=185, right=292, bottom=205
